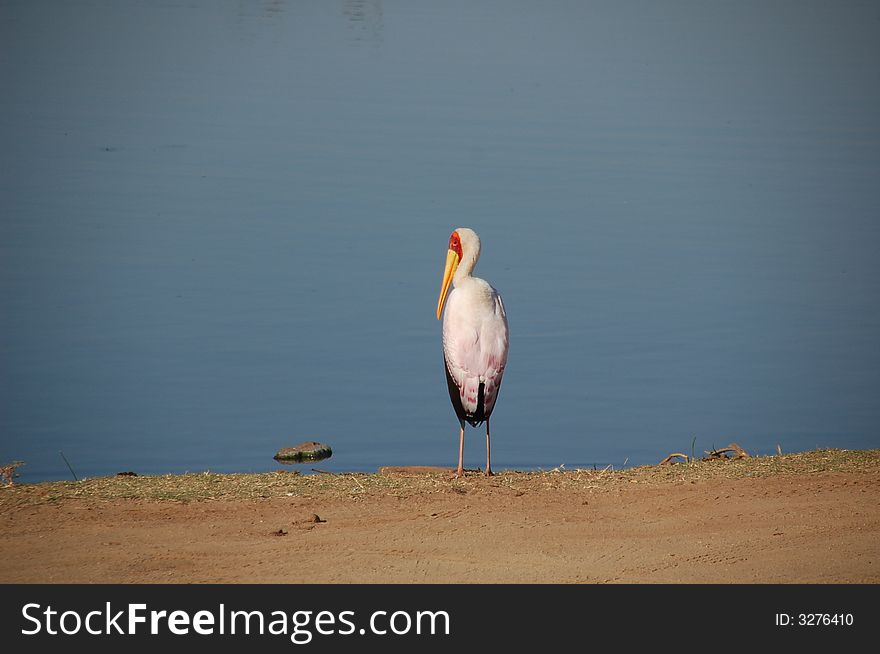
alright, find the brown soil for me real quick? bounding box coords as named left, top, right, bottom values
left=1, top=449, right=878, bottom=583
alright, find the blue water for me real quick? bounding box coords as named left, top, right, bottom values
left=2, top=0, right=879, bottom=482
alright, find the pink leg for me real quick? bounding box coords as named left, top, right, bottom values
left=455, top=420, right=465, bottom=478
left=485, top=419, right=493, bottom=476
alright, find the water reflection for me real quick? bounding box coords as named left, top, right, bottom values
left=263, top=0, right=285, bottom=17
left=343, top=0, right=383, bottom=46
left=232, top=0, right=287, bottom=39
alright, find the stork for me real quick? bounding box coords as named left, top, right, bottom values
left=436, top=228, right=509, bottom=477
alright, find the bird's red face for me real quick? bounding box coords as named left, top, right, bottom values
left=436, top=230, right=462, bottom=320
left=448, top=231, right=463, bottom=260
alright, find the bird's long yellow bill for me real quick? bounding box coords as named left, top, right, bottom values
left=436, top=249, right=460, bottom=320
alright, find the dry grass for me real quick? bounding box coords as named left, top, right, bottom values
left=1, top=448, right=877, bottom=511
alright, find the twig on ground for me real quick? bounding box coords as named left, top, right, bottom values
left=60, top=451, right=78, bottom=481
left=659, top=453, right=690, bottom=465
left=0, top=461, right=25, bottom=486
left=703, top=443, right=750, bottom=461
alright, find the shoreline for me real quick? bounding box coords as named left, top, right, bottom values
left=2, top=448, right=878, bottom=583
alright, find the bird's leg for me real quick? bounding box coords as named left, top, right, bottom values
left=455, top=419, right=465, bottom=478
left=485, top=419, right=493, bottom=476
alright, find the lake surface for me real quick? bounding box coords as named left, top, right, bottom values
left=2, top=0, right=879, bottom=482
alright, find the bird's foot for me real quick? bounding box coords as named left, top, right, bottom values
left=484, top=468, right=494, bottom=477
left=450, top=467, right=465, bottom=479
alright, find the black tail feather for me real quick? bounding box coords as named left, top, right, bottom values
left=444, top=363, right=486, bottom=428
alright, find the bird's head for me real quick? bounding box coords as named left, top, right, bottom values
left=436, top=228, right=480, bottom=320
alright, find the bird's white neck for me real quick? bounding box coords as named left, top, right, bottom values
left=453, top=250, right=479, bottom=284
left=453, top=228, right=481, bottom=285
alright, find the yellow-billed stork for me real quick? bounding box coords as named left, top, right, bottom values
left=436, top=228, right=509, bottom=477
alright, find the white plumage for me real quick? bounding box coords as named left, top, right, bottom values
left=443, top=277, right=508, bottom=420
left=436, top=228, right=509, bottom=477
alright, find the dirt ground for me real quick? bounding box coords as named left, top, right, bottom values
left=1, top=449, right=877, bottom=583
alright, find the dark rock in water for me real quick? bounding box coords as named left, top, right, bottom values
left=274, top=441, right=332, bottom=463
left=116, top=471, right=138, bottom=477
